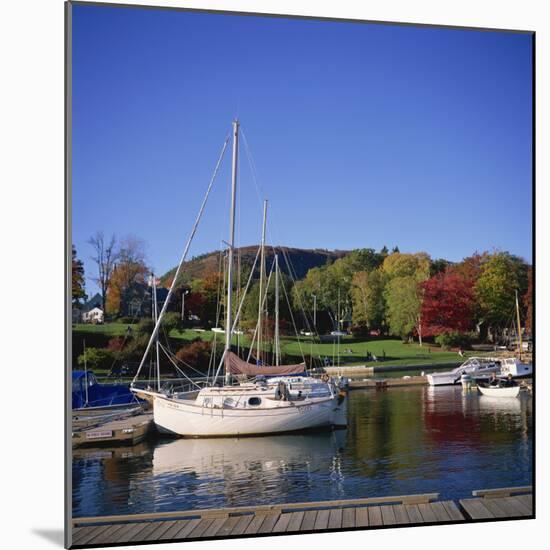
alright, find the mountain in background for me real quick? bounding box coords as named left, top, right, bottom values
left=161, top=246, right=349, bottom=287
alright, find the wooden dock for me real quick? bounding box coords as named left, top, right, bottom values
left=70, top=486, right=532, bottom=547
left=348, top=375, right=427, bottom=389
left=72, top=413, right=153, bottom=448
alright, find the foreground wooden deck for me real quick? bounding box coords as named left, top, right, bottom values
left=71, top=486, right=532, bottom=548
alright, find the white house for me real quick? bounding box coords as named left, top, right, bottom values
left=82, top=307, right=104, bottom=324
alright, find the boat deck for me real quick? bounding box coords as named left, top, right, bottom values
left=70, top=486, right=533, bottom=547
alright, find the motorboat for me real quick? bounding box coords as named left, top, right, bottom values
left=426, top=357, right=501, bottom=386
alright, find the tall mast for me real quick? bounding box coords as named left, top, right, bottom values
left=152, top=274, right=161, bottom=391
left=257, top=199, right=268, bottom=363
left=224, top=120, right=239, bottom=382
left=515, top=289, right=523, bottom=360
left=274, top=253, right=280, bottom=366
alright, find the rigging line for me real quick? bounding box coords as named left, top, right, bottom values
left=131, top=133, right=230, bottom=385
left=278, top=269, right=307, bottom=365
left=159, top=344, right=202, bottom=389
left=246, top=261, right=275, bottom=363
left=240, top=127, right=266, bottom=209
left=158, top=341, right=207, bottom=379
left=212, top=245, right=261, bottom=383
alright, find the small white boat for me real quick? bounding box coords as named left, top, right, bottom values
left=477, top=384, right=520, bottom=398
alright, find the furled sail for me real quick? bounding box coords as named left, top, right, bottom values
left=225, top=351, right=305, bottom=376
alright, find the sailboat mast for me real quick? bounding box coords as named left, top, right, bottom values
left=152, top=274, right=161, bottom=391
left=275, top=253, right=280, bottom=366
left=257, top=199, right=268, bottom=364
left=224, top=120, right=239, bottom=381
left=515, top=289, right=523, bottom=360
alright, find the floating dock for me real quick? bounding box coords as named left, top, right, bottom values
left=70, top=486, right=532, bottom=547
left=72, top=413, right=153, bottom=448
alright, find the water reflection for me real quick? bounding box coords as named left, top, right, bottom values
left=73, top=386, right=532, bottom=517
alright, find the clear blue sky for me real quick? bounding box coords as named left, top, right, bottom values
left=71, top=4, right=532, bottom=293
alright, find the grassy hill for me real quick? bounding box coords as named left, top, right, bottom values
left=161, top=245, right=349, bottom=286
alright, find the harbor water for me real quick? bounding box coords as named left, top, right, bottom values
left=73, top=385, right=532, bottom=518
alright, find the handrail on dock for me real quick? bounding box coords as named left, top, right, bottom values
left=472, top=486, right=532, bottom=499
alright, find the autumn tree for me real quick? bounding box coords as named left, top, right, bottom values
left=420, top=270, right=476, bottom=336
left=106, top=236, right=149, bottom=316
left=72, top=245, right=87, bottom=305
left=88, top=231, right=118, bottom=313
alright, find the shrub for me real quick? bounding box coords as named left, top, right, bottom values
left=162, top=312, right=182, bottom=335
left=77, top=347, right=115, bottom=371
left=118, top=316, right=134, bottom=324
left=435, top=331, right=473, bottom=350
left=175, top=341, right=214, bottom=372
left=136, top=317, right=155, bottom=335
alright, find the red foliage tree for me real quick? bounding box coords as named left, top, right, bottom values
left=420, top=270, right=476, bottom=337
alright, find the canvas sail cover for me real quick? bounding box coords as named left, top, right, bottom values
left=225, top=351, right=305, bottom=376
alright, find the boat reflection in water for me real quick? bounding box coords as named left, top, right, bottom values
left=151, top=431, right=347, bottom=508
left=73, top=387, right=532, bottom=518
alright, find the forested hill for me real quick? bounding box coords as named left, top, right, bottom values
left=161, top=246, right=349, bottom=287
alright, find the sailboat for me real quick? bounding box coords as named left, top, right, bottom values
left=131, top=120, right=346, bottom=437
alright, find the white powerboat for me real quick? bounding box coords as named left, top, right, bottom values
left=426, top=357, right=501, bottom=386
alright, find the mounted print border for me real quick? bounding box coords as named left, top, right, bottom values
left=65, top=2, right=535, bottom=548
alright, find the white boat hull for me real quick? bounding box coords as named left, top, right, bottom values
left=477, top=385, right=520, bottom=398
left=153, top=394, right=343, bottom=437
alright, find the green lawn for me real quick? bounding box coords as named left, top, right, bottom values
left=74, top=323, right=475, bottom=368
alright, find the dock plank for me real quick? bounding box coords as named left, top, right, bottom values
left=172, top=518, right=203, bottom=540
left=156, top=520, right=198, bottom=541
left=368, top=506, right=383, bottom=526
left=188, top=518, right=215, bottom=538
left=430, top=502, right=451, bottom=522
left=243, top=514, right=267, bottom=535
left=73, top=525, right=113, bottom=546
left=480, top=498, right=509, bottom=518
left=392, top=505, right=410, bottom=524
left=95, top=523, right=140, bottom=545
left=459, top=499, right=494, bottom=520
left=200, top=517, right=229, bottom=538
left=355, top=507, right=369, bottom=527
left=142, top=520, right=180, bottom=541
left=342, top=507, right=356, bottom=528
left=216, top=516, right=242, bottom=537
left=115, top=522, right=153, bottom=544
left=516, top=494, right=533, bottom=512
left=286, top=511, right=305, bottom=532
left=230, top=515, right=254, bottom=536
left=405, top=504, right=424, bottom=524
left=380, top=505, right=397, bottom=525
left=496, top=496, right=531, bottom=517
left=418, top=503, right=438, bottom=523
left=127, top=521, right=165, bottom=543
left=328, top=508, right=343, bottom=529
left=257, top=513, right=281, bottom=534
left=272, top=513, right=292, bottom=533
left=441, top=501, right=465, bottom=521
left=87, top=523, right=128, bottom=545
left=300, top=510, right=318, bottom=531
left=313, top=509, right=330, bottom=530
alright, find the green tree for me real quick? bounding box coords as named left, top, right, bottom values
left=351, top=269, right=386, bottom=330
left=475, top=252, right=522, bottom=331
left=72, top=245, right=87, bottom=305
left=384, top=276, right=422, bottom=340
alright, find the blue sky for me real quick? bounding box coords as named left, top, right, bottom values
left=71, top=4, right=532, bottom=293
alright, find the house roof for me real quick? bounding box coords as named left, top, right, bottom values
left=83, top=293, right=102, bottom=312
